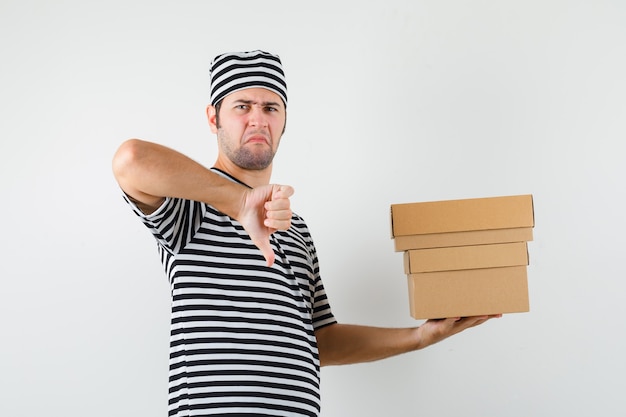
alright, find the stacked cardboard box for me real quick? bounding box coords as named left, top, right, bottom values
left=390, top=194, right=534, bottom=320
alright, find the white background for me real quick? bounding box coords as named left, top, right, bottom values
left=1, top=1, right=625, bottom=416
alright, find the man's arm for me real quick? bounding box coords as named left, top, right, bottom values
left=112, top=139, right=293, bottom=266
left=112, top=139, right=248, bottom=215
left=315, top=315, right=500, bottom=366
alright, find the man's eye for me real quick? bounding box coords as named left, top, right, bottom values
left=265, top=106, right=278, bottom=112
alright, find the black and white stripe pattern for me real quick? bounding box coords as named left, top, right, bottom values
left=209, top=50, right=288, bottom=106
left=124, top=171, right=335, bottom=417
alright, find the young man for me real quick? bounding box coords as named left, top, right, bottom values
left=112, top=50, right=499, bottom=417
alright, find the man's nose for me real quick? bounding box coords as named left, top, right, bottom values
left=248, top=106, right=267, bottom=127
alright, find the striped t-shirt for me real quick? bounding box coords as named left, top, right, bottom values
left=124, top=170, right=336, bottom=417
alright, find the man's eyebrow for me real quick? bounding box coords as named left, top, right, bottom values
left=233, top=99, right=282, bottom=107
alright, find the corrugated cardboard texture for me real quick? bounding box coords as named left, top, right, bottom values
left=407, top=266, right=529, bottom=319
left=391, top=194, right=534, bottom=237
left=394, top=227, right=534, bottom=251
left=404, top=242, right=529, bottom=273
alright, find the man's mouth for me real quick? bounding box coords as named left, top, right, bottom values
left=244, top=133, right=270, bottom=145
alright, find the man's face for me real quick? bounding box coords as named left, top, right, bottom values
left=208, top=88, right=286, bottom=171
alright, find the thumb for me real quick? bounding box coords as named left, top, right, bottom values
left=254, top=235, right=275, bottom=267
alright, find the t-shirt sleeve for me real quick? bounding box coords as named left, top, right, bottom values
left=123, top=193, right=206, bottom=254
left=311, top=275, right=337, bottom=330
left=305, top=228, right=337, bottom=330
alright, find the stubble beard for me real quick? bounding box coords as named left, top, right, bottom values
left=217, top=128, right=275, bottom=170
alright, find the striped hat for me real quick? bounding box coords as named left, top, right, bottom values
left=209, top=50, right=288, bottom=107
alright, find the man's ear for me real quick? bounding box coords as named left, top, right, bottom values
left=206, top=105, right=218, bottom=133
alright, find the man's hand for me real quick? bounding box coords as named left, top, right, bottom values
left=415, top=315, right=502, bottom=349
left=238, top=184, right=294, bottom=266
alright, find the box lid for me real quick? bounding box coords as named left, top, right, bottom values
left=391, top=194, right=534, bottom=237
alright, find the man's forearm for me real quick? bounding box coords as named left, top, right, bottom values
left=112, top=139, right=246, bottom=216
left=315, top=324, right=421, bottom=367
left=316, top=316, right=500, bottom=367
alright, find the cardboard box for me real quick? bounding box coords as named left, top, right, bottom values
left=407, top=266, right=530, bottom=319
left=403, top=242, right=529, bottom=273
left=393, top=227, right=534, bottom=252
left=391, top=194, right=534, bottom=238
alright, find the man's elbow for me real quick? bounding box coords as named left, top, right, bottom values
left=315, top=323, right=342, bottom=367
left=112, top=138, right=145, bottom=184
